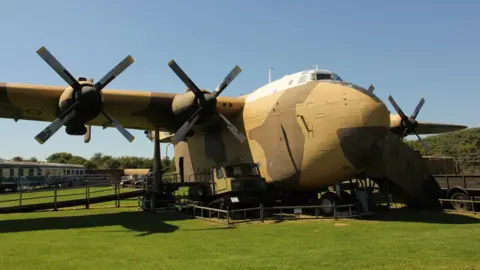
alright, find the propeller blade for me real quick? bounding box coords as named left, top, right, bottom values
left=94, top=55, right=134, bottom=91
left=410, top=97, right=425, bottom=120
left=388, top=95, right=409, bottom=120
left=414, top=131, right=430, bottom=153
left=367, top=84, right=375, bottom=93
left=213, top=65, right=242, bottom=97
left=101, top=111, right=135, bottom=142
left=168, top=59, right=206, bottom=104
left=84, top=125, right=91, bottom=143
left=36, top=46, right=81, bottom=90
left=171, top=108, right=202, bottom=144
left=217, top=113, right=246, bottom=143
left=35, top=110, right=77, bottom=144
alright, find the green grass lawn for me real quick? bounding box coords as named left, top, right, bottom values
left=0, top=206, right=479, bottom=270
left=0, top=186, right=139, bottom=208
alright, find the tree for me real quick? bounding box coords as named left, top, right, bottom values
left=405, top=128, right=480, bottom=157
left=46, top=152, right=73, bottom=164
left=11, top=156, right=23, bottom=162
left=27, top=157, right=38, bottom=162
left=83, top=160, right=97, bottom=169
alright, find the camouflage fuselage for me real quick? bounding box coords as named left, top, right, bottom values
left=175, top=80, right=390, bottom=190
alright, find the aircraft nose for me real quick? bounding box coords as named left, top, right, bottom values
left=336, top=84, right=390, bottom=170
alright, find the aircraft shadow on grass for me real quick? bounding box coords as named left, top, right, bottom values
left=361, top=207, right=480, bottom=224
left=0, top=210, right=221, bottom=236
left=254, top=207, right=480, bottom=225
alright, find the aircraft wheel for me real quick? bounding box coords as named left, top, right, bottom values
left=320, top=192, right=338, bottom=216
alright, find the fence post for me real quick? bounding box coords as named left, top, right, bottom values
left=19, top=190, right=22, bottom=208
left=260, top=203, right=264, bottom=223
left=54, top=186, right=58, bottom=211
left=85, top=186, right=90, bottom=209
left=227, top=206, right=230, bottom=226
left=116, top=182, right=120, bottom=208
left=333, top=201, right=338, bottom=220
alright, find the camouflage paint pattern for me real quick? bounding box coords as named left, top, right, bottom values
left=0, top=78, right=467, bottom=192
left=175, top=80, right=392, bottom=190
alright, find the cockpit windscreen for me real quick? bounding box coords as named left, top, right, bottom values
left=312, top=72, right=343, bottom=82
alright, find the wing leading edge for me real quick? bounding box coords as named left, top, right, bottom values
left=389, top=114, right=467, bottom=136
left=0, top=82, right=245, bottom=134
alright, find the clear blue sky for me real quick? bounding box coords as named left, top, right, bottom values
left=0, top=0, right=478, bottom=161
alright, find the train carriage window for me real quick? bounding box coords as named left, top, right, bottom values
left=18, top=168, right=23, bottom=177
left=28, top=168, right=34, bottom=176
left=10, top=168, right=14, bottom=177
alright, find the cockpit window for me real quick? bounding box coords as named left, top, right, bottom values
left=298, top=75, right=307, bottom=84
left=311, top=72, right=343, bottom=82
left=332, top=73, right=343, bottom=81
left=315, top=73, right=333, bottom=80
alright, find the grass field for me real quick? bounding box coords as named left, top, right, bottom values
left=0, top=186, right=139, bottom=208
left=0, top=205, right=479, bottom=270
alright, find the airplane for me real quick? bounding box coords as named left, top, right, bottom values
left=0, top=46, right=467, bottom=207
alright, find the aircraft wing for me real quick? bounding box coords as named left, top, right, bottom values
left=0, top=82, right=245, bottom=132
left=389, top=114, right=467, bottom=136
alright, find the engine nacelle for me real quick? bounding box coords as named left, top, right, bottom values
left=171, top=90, right=197, bottom=116
left=58, top=79, right=104, bottom=135
left=171, top=89, right=217, bottom=122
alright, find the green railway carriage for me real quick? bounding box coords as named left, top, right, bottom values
left=0, top=161, right=85, bottom=177
left=0, top=161, right=86, bottom=192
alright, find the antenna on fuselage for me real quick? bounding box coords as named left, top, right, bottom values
left=268, top=68, right=274, bottom=83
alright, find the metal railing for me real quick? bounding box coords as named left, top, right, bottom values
left=0, top=180, right=136, bottom=212
left=167, top=202, right=359, bottom=226
left=439, top=198, right=479, bottom=214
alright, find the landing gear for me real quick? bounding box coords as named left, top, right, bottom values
left=141, top=125, right=176, bottom=212
left=319, top=192, right=338, bottom=216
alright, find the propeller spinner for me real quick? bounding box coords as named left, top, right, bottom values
left=168, top=60, right=246, bottom=144
left=34, top=46, right=135, bottom=144
left=388, top=95, right=430, bottom=153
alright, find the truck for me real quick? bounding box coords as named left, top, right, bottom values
left=423, top=155, right=480, bottom=211
left=186, top=162, right=268, bottom=209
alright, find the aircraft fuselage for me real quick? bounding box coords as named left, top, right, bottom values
left=175, top=69, right=390, bottom=191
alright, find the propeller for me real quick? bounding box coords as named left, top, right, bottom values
left=34, top=46, right=135, bottom=144
left=167, top=60, right=245, bottom=144
left=84, top=125, right=91, bottom=143
left=367, top=84, right=375, bottom=92
left=388, top=95, right=430, bottom=153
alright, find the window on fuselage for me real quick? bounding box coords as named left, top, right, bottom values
left=315, top=73, right=334, bottom=80
left=298, top=75, right=307, bottom=84
left=311, top=72, right=343, bottom=82
left=332, top=73, right=343, bottom=81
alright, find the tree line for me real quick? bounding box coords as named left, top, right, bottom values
left=404, top=127, right=480, bottom=157
left=1, top=152, right=176, bottom=172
